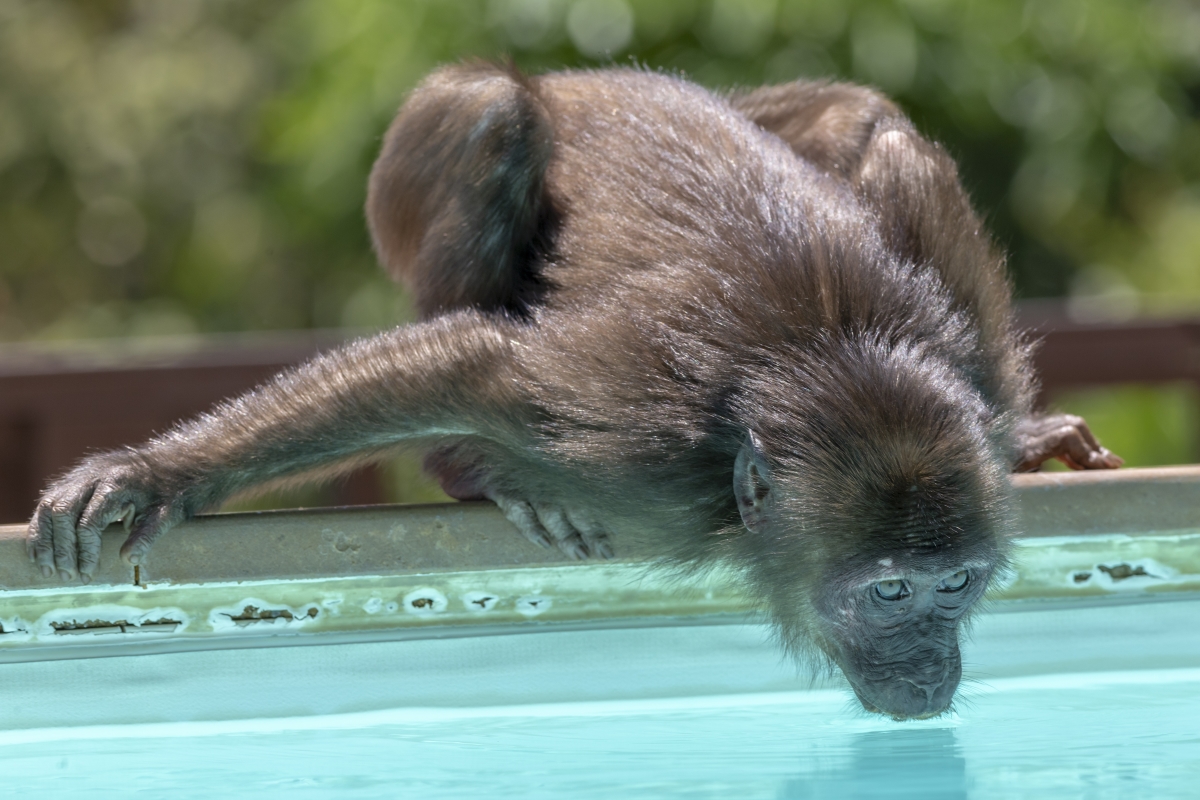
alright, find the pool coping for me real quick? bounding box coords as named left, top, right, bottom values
left=1, top=466, right=1198, bottom=660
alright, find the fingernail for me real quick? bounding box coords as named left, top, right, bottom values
left=79, top=573, right=92, bottom=585
left=41, top=565, right=53, bottom=578
left=61, top=569, right=76, bottom=582
left=127, top=554, right=140, bottom=565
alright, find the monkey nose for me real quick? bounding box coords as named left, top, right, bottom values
left=899, top=674, right=958, bottom=720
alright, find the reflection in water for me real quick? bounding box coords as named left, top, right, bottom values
left=779, top=727, right=967, bottom=799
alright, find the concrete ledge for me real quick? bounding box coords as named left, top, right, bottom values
left=4, top=466, right=1199, bottom=589
left=0, top=466, right=1197, bottom=661
left=3, top=501, right=616, bottom=590
left=1013, top=465, right=1200, bottom=537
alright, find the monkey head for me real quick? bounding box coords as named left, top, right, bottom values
left=731, top=342, right=1011, bottom=720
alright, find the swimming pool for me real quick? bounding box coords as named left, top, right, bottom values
left=1, top=468, right=1198, bottom=797
left=2, top=596, right=1199, bottom=798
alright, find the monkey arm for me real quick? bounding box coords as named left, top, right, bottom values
left=28, top=312, right=527, bottom=581
left=732, top=82, right=1014, bottom=361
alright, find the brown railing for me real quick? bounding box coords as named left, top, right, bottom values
left=1016, top=301, right=1200, bottom=405
left=3, top=303, right=1199, bottom=524
left=0, top=330, right=385, bottom=523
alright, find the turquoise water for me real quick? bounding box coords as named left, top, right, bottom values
left=2, top=669, right=1199, bottom=798
left=2, top=598, right=1199, bottom=798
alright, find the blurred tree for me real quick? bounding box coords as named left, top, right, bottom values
left=2, top=0, right=1197, bottom=342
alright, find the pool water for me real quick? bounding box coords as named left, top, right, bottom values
left=4, top=670, right=1199, bottom=798
left=2, top=598, right=1199, bottom=798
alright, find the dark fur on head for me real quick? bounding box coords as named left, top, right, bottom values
left=728, top=330, right=1011, bottom=712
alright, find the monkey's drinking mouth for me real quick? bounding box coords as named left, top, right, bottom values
left=860, top=698, right=952, bottom=722
left=847, top=675, right=957, bottom=721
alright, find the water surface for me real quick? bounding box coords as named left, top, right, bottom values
left=4, top=667, right=1198, bottom=798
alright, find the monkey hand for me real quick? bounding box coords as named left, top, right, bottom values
left=27, top=450, right=192, bottom=582
left=488, top=492, right=614, bottom=560
left=1013, top=414, right=1124, bottom=472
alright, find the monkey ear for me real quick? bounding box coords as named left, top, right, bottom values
left=734, top=430, right=775, bottom=533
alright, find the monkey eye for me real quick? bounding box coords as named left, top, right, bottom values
left=874, top=580, right=909, bottom=601
left=937, top=570, right=970, bottom=593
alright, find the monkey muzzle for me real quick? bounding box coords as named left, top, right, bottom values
left=841, top=644, right=963, bottom=721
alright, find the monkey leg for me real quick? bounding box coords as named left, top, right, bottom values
left=422, top=447, right=489, bottom=501
left=367, top=62, right=554, bottom=318
left=729, top=80, right=900, bottom=179
left=1012, top=414, right=1124, bottom=472
left=28, top=312, right=530, bottom=580
left=736, top=82, right=1012, bottom=339
left=736, top=81, right=1036, bottom=425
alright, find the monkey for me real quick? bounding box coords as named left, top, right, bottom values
left=27, top=63, right=1121, bottom=720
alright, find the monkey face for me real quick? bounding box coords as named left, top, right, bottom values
left=811, top=560, right=993, bottom=720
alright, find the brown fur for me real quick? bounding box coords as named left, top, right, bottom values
left=29, top=64, right=1119, bottom=719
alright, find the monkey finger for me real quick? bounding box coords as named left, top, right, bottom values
left=28, top=504, right=58, bottom=577
left=566, top=508, right=614, bottom=559
left=1057, top=415, right=1117, bottom=464
left=534, top=504, right=590, bottom=560
left=1064, top=428, right=1120, bottom=470
left=49, top=500, right=86, bottom=582
left=490, top=494, right=554, bottom=549
left=1066, top=416, right=1101, bottom=448
left=76, top=492, right=138, bottom=578
left=118, top=505, right=180, bottom=566
left=1047, top=416, right=1109, bottom=466
left=1057, top=452, right=1087, bottom=471
left=1048, top=425, right=1107, bottom=471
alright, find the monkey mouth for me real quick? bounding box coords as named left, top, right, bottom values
left=835, top=645, right=962, bottom=721
left=858, top=697, right=950, bottom=722
left=846, top=673, right=957, bottom=721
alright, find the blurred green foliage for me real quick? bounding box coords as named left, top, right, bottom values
left=2, top=0, right=1198, bottom=342
left=1, top=0, right=1198, bottom=476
